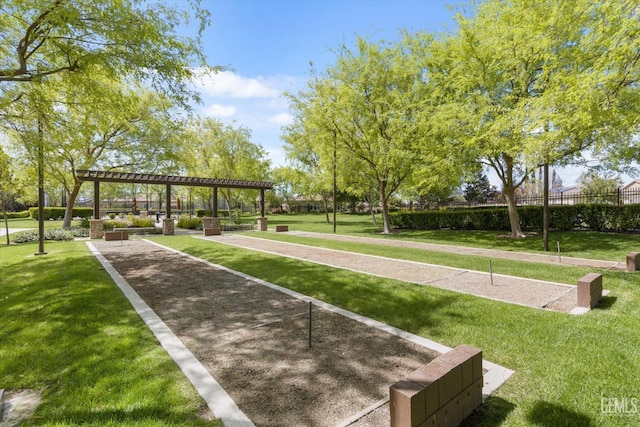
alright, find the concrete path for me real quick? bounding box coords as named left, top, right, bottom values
left=281, top=231, right=625, bottom=270
left=0, top=228, right=30, bottom=237
left=201, top=233, right=579, bottom=312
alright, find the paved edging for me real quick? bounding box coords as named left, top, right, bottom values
left=146, top=238, right=515, bottom=402
left=86, top=242, right=254, bottom=427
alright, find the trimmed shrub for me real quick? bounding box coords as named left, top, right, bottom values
left=177, top=217, right=202, bottom=230
left=29, top=207, right=93, bottom=220
left=5, top=210, right=30, bottom=219
left=391, top=204, right=640, bottom=232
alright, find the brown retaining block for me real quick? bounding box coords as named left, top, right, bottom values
left=204, top=227, right=222, bottom=236
left=104, top=230, right=128, bottom=241
left=390, top=345, right=483, bottom=427
left=627, top=252, right=640, bottom=272
left=577, top=273, right=603, bottom=309
left=275, top=225, right=289, bottom=232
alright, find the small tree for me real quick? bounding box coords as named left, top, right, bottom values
left=0, top=146, right=14, bottom=244
left=463, top=172, right=497, bottom=204
left=580, top=172, right=622, bottom=204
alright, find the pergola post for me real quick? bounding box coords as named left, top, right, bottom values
left=93, top=181, right=100, bottom=219
left=163, top=184, right=174, bottom=235
left=89, top=180, right=104, bottom=239
left=260, top=189, right=265, bottom=217
left=213, top=186, right=218, bottom=217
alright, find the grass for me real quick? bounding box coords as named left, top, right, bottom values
left=4, top=212, right=640, bottom=425
left=4, top=217, right=83, bottom=230
left=267, top=212, right=640, bottom=261
left=147, top=231, right=640, bottom=426
left=0, top=241, right=221, bottom=426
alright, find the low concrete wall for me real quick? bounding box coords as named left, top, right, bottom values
left=627, top=252, right=640, bottom=272
left=577, top=273, right=603, bottom=309
left=390, top=344, right=483, bottom=427
left=104, top=230, right=128, bottom=241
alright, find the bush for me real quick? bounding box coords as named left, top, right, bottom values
left=29, top=207, right=93, bottom=220
left=177, top=217, right=202, bottom=230
left=103, top=220, right=129, bottom=231
left=4, top=210, right=30, bottom=219
left=131, top=217, right=155, bottom=228
left=391, top=204, right=640, bottom=232
left=12, top=228, right=77, bottom=243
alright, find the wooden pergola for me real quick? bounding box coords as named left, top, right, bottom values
left=76, top=169, right=273, bottom=219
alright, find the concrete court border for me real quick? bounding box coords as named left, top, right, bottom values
left=143, top=240, right=514, bottom=398
left=88, top=239, right=514, bottom=426
left=86, top=242, right=255, bottom=427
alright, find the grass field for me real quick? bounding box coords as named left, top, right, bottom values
left=0, top=241, right=221, bottom=426
left=3, top=212, right=640, bottom=425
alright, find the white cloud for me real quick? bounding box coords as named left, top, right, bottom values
left=268, top=112, right=294, bottom=126
left=203, top=103, right=237, bottom=118
left=192, top=70, right=281, bottom=99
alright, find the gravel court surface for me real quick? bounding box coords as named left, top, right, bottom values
left=91, top=239, right=447, bottom=426
left=285, top=231, right=625, bottom=270
left=204, top=234, right=577, bottom=312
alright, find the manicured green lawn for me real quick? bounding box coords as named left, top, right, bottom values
left=0, top=241, right=221, bottom=426
left=267, top=212, right=640, bottom=261
left=4, top=217, right=83, bottom=230
left=150, top=233, right=640, bottom=426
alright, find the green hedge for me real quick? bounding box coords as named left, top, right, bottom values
left=391, top=204, right=640, bottom=232
left=29, top=207, right=93, bottom=220
left=195, top=209, right=230, bottom=218
left=4, top=210, right=30, bottom=219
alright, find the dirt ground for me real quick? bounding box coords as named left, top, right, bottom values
left=94, top=240, right=440, bottom=426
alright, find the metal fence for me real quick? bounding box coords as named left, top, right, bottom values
left=439, top=188, right=640, bottom=209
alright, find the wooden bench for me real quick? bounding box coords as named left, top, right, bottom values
left=577, top=273, right=603, bottom=309
left=390, top=345, right=483, bottom=427
left=275, top=225, right=289, bottom=232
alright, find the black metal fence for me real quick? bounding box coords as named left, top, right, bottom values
left=440, top=187, right=640, bottom=209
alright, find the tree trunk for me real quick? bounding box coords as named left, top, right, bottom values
left=2, top=193, right=9, bottom=246
left=379, top=181, right=392, bottom=234
left=63, top=180, right=82, bottom=229
left=502, top=185, right=525, bottom=238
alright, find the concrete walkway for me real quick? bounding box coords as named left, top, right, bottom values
left=199, top=233, right=580, bottom=312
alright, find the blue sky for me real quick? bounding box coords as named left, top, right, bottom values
left=190, top=0, right=458, bottom=165
left=187, top=0, right=631, bottom=187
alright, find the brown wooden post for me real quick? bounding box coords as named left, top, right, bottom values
left=213, top=186, right=218, bottom=217
left=94, top=181, right=100, bottom=219
left=260, top=188, right=265, bottom=217
left=166, top=184, right=172, bottom=218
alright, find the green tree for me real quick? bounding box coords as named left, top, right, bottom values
left=286, top=35, right=452, bottom=234
left=0, top=145, right=14, bottom=244
left=0, top=0, right=210, bottom=104
left=579, top=172, right=622, bottom=205
left=425, top=0, right=640, bottom=238
left=185, top=118, right=270, bottom=221
left=463, top=172, right=497, bottom=204
left=4, top=75, right=186, bottom=228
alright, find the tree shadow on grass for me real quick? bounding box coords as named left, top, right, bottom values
left=526, top=400, right=594, bottom=426
left=461, top=396, right=516, bottom=426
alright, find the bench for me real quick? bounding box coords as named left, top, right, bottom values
left=275, top=225, right=289, bottom=232
left=104, top=230, right=129, bottom=241
left=577, top=273, right=603, bottom=309
left=390, top=345, right=483, bottom=427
